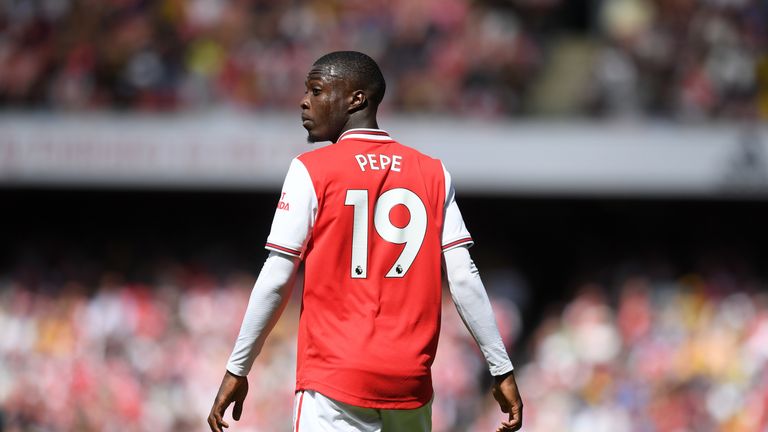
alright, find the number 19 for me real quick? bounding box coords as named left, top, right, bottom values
left=344, top=188, right=427, bottom=278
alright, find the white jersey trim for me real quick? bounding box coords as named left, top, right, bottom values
left=339, top=134, right=393, bottom=141
left=338, top=128, right=393, bottom=142
left=265, top=242, right=302, bottom=258
left=265, top=158, right=318, bottom=259
left=440, top=163, right=474, bottom=252
left=442, top=237, right=474, bottom=252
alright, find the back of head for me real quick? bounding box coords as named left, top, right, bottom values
left=313, top=51, right=386, bottom=106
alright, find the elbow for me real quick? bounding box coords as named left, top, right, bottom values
left=447, top=264, right=477, bottom=292
left=447, top=258, right=480, bottom=287
left=273, top=271, right=294, bottom=289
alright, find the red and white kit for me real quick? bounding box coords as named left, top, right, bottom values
left=226, top=129, right=513, bottom=429
left=266, top=128, right=473, bottom=408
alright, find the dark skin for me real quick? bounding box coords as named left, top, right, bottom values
left=208, top=371, right=248, bottom=432
left=300, top=64, right=378, bottom=143
left=493, top=371, right=524, bottom=432
left=208, top=63, right=524, bottom=432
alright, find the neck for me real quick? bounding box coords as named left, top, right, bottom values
left=335, top=112, right=379, bottom=141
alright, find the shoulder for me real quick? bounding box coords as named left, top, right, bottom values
left=288, top=146, right=331, bottom=180
left=392, top=140, right=443, bottom=166
left=412, top=147, right=445, bottom=177
left=295, top=143, right=341, bottom=167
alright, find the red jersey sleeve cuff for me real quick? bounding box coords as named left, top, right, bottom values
left=265, top=242, right=302, bottom=258
left=442, top=237, right=474, bottom=252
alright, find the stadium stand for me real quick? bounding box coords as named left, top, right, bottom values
left=1, top=193, right=766, bottom=431
left=0, top=0, right=765, bottom=118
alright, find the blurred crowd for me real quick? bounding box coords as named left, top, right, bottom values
left=0, top=0, right=765, bottom=119
left=505, top=276, right=768, bottom=432
left=0, top=259, right=523, bottom=432
left=2, top=258, right=767, bottom=431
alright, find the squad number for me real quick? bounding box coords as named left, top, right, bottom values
left=344, top=188, right=427, bottom=278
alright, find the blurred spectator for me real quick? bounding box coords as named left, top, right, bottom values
left=0, top=0, right=763, bottom=119
left=0, top=258, right=523, bottom=432
left=590, top=0, right=762, bottom=120
left=495, top=276, right=768, bottom=432
left=2, top=253, right=767, bottom=431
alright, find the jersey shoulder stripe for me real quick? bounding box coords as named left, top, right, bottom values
left=265, top=242, right=302, bottom=258
left=442, top=237, right=474, bottom=251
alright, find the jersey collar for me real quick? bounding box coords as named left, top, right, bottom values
left=338, top=128, right=393, bottom=143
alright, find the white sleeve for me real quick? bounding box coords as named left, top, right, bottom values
left=226, top=251, right=300, bottom=376
left=265, top=158, right=317, bottom=258
left=441, top=164, right=474, bottom=252
left=443, top=225, right=514, bottom=376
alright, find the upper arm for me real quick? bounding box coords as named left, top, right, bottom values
left=265, top=158, right=318, bottom=259
left=441, top=163, right=474, bottom=252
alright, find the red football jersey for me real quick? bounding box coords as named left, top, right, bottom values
left=265, top=128, right=473, bottom=409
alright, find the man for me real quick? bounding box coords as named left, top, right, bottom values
left=208, top=51, right=523, bottom=432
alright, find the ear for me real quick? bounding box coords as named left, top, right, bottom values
left=348, top=90, right=368, bottom=113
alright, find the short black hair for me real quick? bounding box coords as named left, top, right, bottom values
left=313, top=51, right=386, bottom=105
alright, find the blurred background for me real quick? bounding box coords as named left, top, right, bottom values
left=1, top=0, right=768, bottom=431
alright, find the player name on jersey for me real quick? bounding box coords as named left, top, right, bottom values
left=262, top=128, right=476, bottom=409
left=354, top=153, right=402, bottom=172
